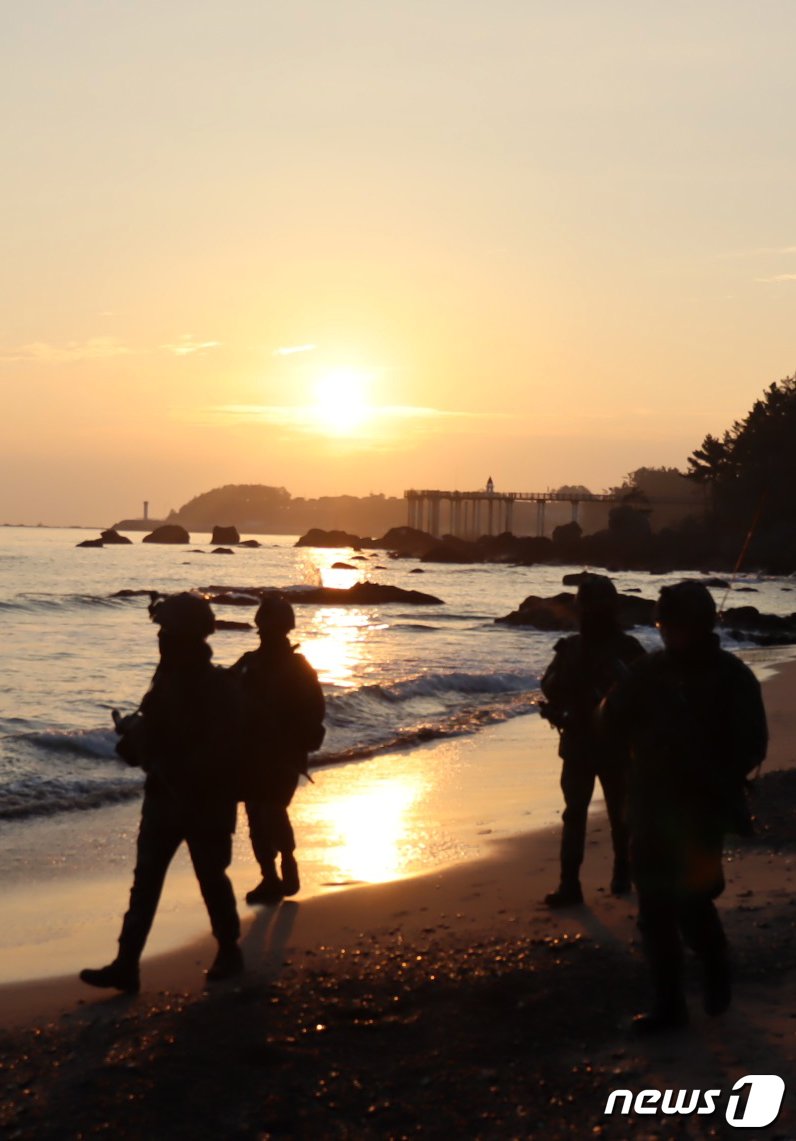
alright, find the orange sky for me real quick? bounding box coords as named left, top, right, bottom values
left=2, top=2, right=795, bottom=524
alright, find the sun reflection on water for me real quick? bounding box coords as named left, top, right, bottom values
left=320, top=564, right=360, bottom=591
left=300, top=607, right=373, bottom=689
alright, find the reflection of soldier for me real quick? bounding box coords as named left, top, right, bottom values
left=80, top=593, right=242, bottom=993
left=540, top=575, right=645, bottom=907
left=232, top=596, right=326, bottom=906
left=602, top=582, right=768, bottom=1032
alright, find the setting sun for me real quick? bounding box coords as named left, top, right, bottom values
left=312, top=368, right=372, bottom=436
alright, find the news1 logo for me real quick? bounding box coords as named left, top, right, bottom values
left=605, top=1075, right=786, bottom=1127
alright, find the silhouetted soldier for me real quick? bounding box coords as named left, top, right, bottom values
left=80, top=592, right=242, bottom=993
left=601, top=581, right=767, bottom=1032
left=232, top=595, right=325, bottom=906
left=540, top=574, right=645, bottom=907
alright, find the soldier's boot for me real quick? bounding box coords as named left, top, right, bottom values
left=245, top=860, right=284, bottom=906
left=280, top=852, right=300, bottom=897
left=79, top=956, right=140, bottom=994
left=543, top=879, right=584, bottom=908
left=206, top=941, right=244, bottom=982
left=610, top=858, right=632, bottom=896
left=633, top=952, right=688, bottom=1034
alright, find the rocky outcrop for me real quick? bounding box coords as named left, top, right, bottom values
left=497, top=591, right=796, bottom=645
left=421, top=538, right=482, bottom=564
left=497, top=591, right=656, bottom=631
left=295, top=528, right=363, bottom=549
left=77, top=538, right=105, bottom=548
left=211, top=525, right=240, bottom=545
left=212, top=547, right=235, bottom=555
left=721, top=605, right=796, bottom=644
left=292, top=582, right=442, bottom=606
left=142, top=525, right=190, bottom=544
left=101, top=529, right=132, bottom=545
left=331, top=561, right=356, bottom=570
left=202, top=582, right=443, bottom=608
left=238, top=539, right=262, bottom=548
left=377, top=527, right=436, bottom=558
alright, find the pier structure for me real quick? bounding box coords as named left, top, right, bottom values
left=404, top=487, right=622, bottom=539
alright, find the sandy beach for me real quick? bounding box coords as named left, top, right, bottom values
left=1, top=658, right=795, bottom=1139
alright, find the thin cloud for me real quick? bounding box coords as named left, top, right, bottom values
left=754, top=273, right=796, bottom=283
left=0, top=337, right=132, bottom=363
left=162, top=335, right=221, bottom=356
left=211, top=403, right=506, bottom=427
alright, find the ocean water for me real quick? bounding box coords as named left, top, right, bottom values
left=2, top=526, right=794, bottom=824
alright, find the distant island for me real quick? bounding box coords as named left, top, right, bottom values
left=115, top=485, right=405, bottom=537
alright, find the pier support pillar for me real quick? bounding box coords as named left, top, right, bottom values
left=536, top=500, right=546, bottom=537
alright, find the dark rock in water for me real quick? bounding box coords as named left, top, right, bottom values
left=215, top=618, right=252, bottom=631
left=331, top=561, right=356, bottom=570
left=617, top=595, right=658, bottom=626
left=212, top=547, right=235, bottom=555
left=351, top=555, right=368, bottom=561
left=142, top=525, right=190, bottom=544
left=410, top=568, right=425, bottom=573
left=702, top=576, right=730, bottom=588
left=378, top=526, right=436, bottom=559
left=562, top=571, right=593, bottom=586
left=112, top=588, right=153, bottom=597
left=721, top=605, right=796, bottom=642
left=203, top=582, right=443, bottom=607
left=496, top=591, right=656, bottom=631
left=77, top=538, right=104, bottom=548
left=729, top=629, right=796, bottom=646
left=625, top=587, right=641, bottom=593
left=238, top=539, right=262, bottom=548
left=211, top=525, right=240, bottom=545
left=374, top=565, right=387, bottom=570
left=496, top=592, right=578, bottom=631
left=735, top=586, right=758, bottom=593
left=295, top=528, right=363, bottom=549
left=203, top=590, right=261, bottom=607
left=421, top=538, right=483, bottom=564
left=292, top=582, right=443, bottom=606
left=497, top=589, right=796, bottom=644
left=100, top=528, right=132, bottom=545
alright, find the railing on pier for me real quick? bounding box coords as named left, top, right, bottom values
left=403, top=487, right=696, bottom=539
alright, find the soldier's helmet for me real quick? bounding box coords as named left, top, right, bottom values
left=576, top=574, right=618, bottom=612
left=255, top=594, right=296, bottom=635
left=148, top=592, right=215, bottom=638
left=656, top=581, right=717, bottom=631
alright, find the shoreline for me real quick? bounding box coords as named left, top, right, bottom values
left=1, top=660, right=795, bottom=1135
left=2, top=654, right=794, bottom=1009
left=2, top=649, right=794, bottom=1008
left=0, top=709, right=566, bottom=994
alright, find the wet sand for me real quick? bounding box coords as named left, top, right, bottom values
left=1, top=659, right=795, bottom=1138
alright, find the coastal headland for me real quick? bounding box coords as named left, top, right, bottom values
left=1, top=660, right=794, bottom=1139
